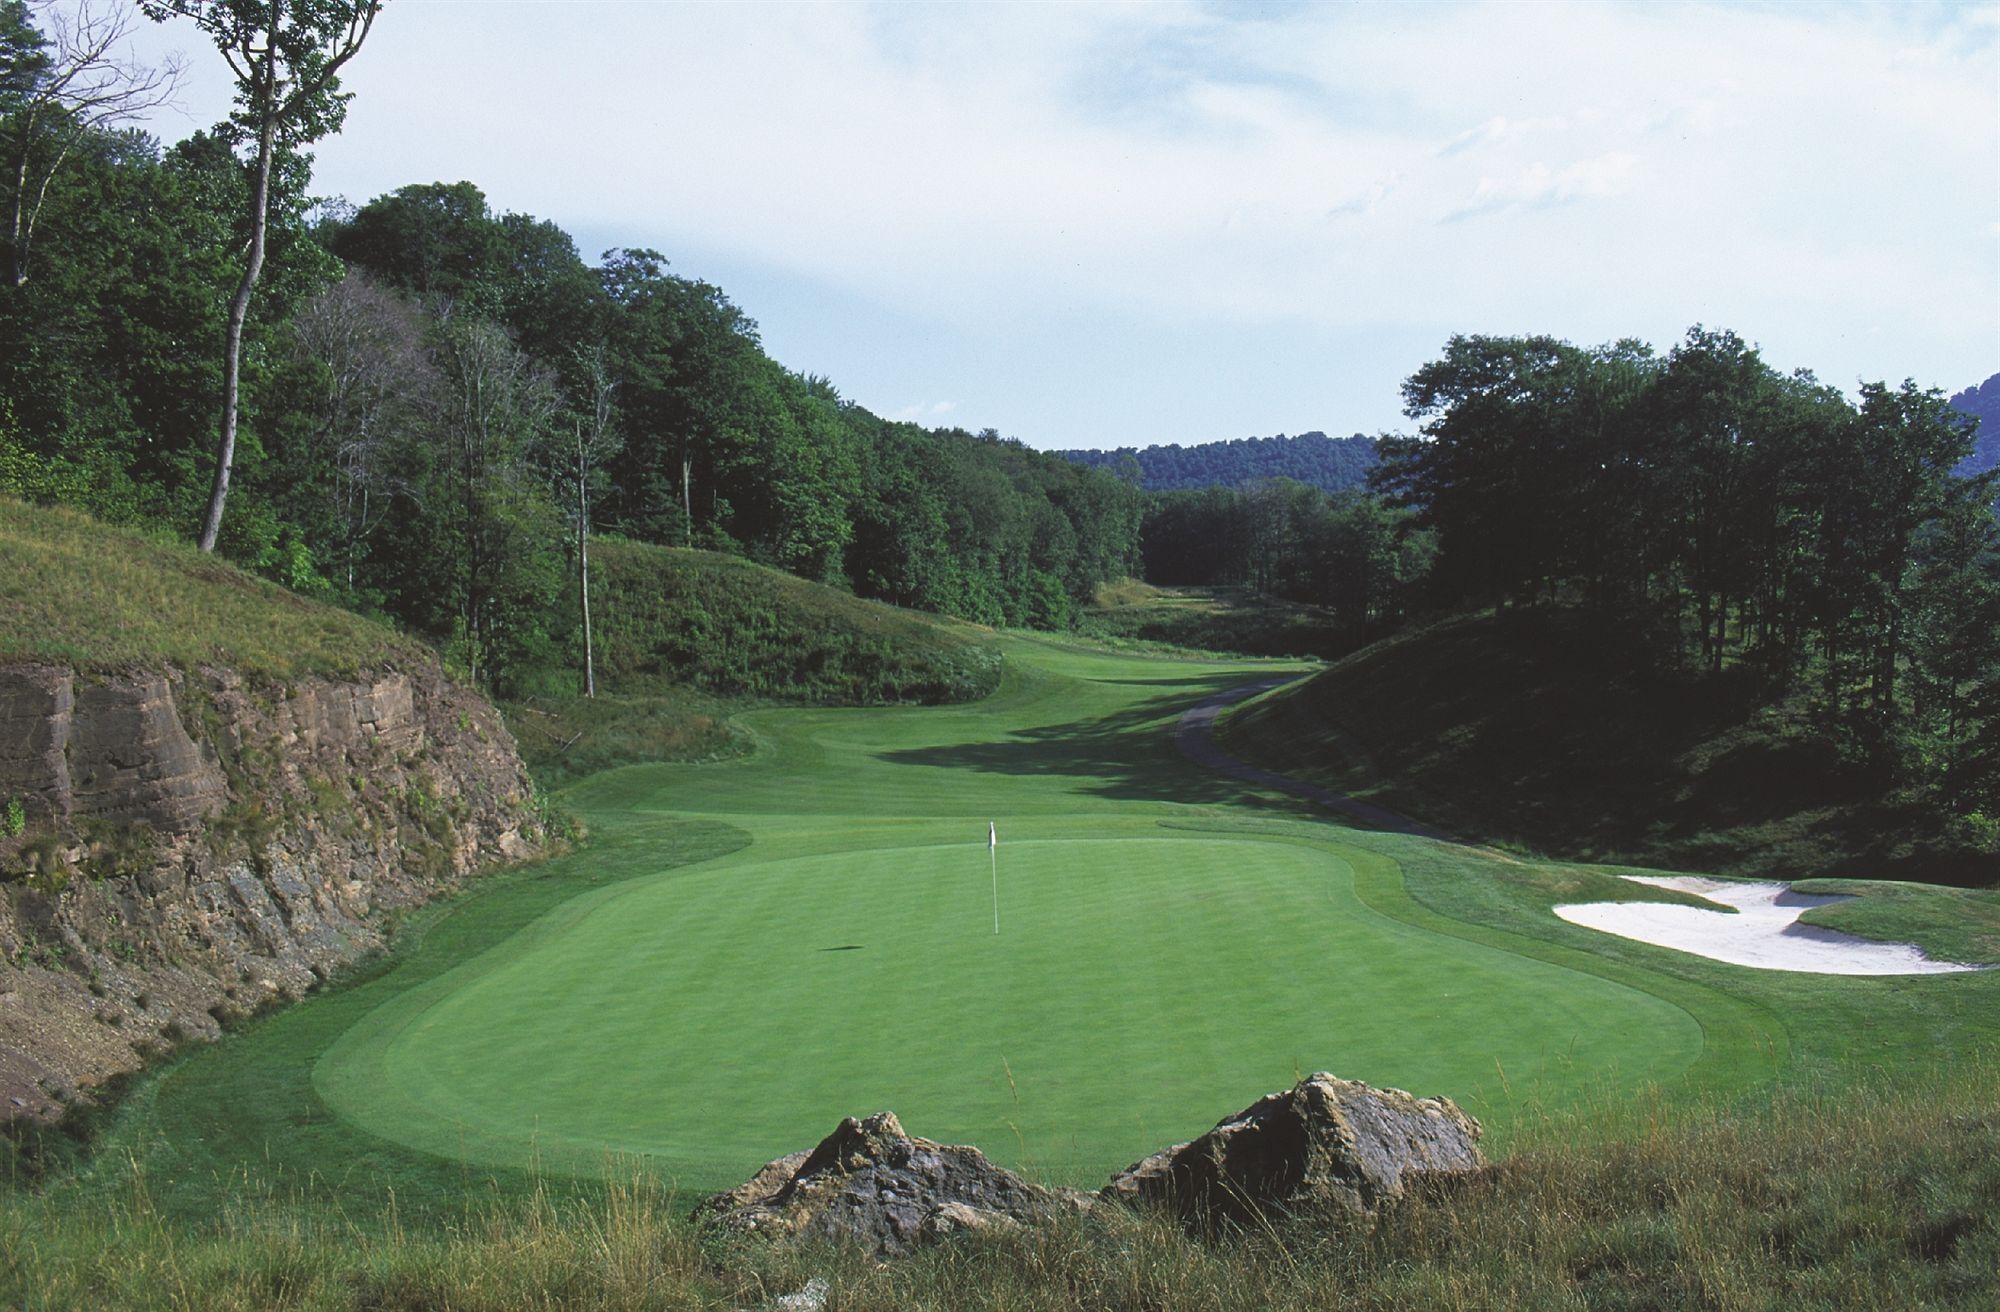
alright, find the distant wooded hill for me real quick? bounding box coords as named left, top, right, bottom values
left=1062, top=431, right=1379, bottom=493
left=1950, top=372, right=2000, bottom=477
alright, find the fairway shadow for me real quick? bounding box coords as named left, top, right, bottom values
left=877, top=678, right=1338, bottom=817
left=818, top=945, right=866, bottom=951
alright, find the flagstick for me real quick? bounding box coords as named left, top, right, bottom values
left=990, top=842, right=1000, bottom=935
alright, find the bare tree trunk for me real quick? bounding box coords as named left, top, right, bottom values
left=682, top=455, right=693, bottom=547
left=8, top=108, right=36, bottom=288
left=197, top=105, right=276, bottom=553
left=579, top=452, right=596, bottom=698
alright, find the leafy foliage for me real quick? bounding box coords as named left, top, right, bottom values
left=1371, top=329, right=2000, bottom=819
left=1064, top=430, right=1378, bottom=493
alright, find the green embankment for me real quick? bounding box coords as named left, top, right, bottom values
left=0, top=497, right=422, bottom=678
left=589, top=538, right=1002, bottom=704
left=1076, top=579, right=1350, bottom=659
left=506, top=539, right=1007, bottom=786
left=1221, top=608, right=2000, bottom=887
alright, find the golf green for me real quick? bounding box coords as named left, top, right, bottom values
left=315, top=641, right=1709, bottom=1190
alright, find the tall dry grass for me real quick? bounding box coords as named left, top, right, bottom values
left=5, top=1061, right=1995, bottom=1311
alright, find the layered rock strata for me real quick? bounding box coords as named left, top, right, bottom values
left=0, top=663, right=540, bottom=1124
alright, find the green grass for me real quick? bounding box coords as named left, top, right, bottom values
left=589, top=537, right=1002, bottom=703
left=0, top=497, right=425, bottom=678
left=317, top=830, right=1700, bottom=1184
left=1220, top=607, right=1998, bottom=885
left=1076, top=579, right=1350, bottom=659
left=8, top=609, right=2000, bottom=1308
left=502, top=688, right=746, bottom=789
left=26, top=631, right=1998, bottom=1210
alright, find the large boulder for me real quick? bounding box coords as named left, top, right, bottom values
left=696, top=1111, right=1085, bottom=1256
left=1102, top=1073, right=1484, bottom=1227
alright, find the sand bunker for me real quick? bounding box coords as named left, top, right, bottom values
left=1555, top=875, right=1986, bottom=976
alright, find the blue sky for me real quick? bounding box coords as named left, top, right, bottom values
left=110, top=0, right=2000, bottom=449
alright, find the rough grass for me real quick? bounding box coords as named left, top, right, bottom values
left=1077, top=580, right=1349, bottom=659
left=1221, top=608, right=1995, bottom=885
left=0, top=497, right=424, bottom=678
left=590, top=537, right=1002, bottom=704
left=4, top=1060, right=1996, bottom=1311
left=503, top=689, right=746, bottom=790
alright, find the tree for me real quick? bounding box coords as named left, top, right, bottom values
left=3, top=0, right=181, bottom=287
left=562, top=345, right=621, bottom=697
left=140, top=0, right=382, bottom=553
left=430, top=308, right=561, bottom=690
left=280, top=267, right=433, bottom=589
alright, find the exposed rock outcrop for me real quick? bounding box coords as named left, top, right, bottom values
left=697, top=1112, right=1087, bottom=1256
left=0, top=661, right=541, bottom=1124
left=1102, top=1073, right=1485, bottom=1227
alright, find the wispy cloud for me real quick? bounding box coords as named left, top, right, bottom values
left=1443, top=152, right=1641, bottom=223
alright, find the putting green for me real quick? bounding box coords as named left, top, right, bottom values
left=315, top=640, right=1712, bottom=1190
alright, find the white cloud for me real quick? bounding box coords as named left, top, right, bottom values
left=1444, top=152, right=1641, bottom=223
left=95, top=0, right=2000, bottom=439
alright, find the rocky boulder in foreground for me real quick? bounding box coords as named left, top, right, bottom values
left=1102, top=1073, right=1484, bottom=1226
left=695, top=1111, right=1086, bottom=1256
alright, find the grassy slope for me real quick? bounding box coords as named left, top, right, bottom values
left=1221, top=608, right=1997, bottom=887
left=0, top=497, right=423, bottom=678
left=501, top=540, right=1007, bottom=787
left=590, top=538, right=1001, bottom=704
left=1077, top=579, right=1350, bottom=659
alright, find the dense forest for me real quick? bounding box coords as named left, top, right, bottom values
left=1063, top=430, right=1378, bottom=493
left=1370, top=330, right=1999, bottom=815
left=0, top=1, right=1140, bottom=695
left=1951, top=372, right=1999, bottom=478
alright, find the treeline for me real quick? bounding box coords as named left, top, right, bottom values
left=1064, top=431, right=1377, bottom=494
left=1375, top=329, right=2000, bottom=805
left=0, top=4, right=1139, bottom=694
left=1140, top=481, right=1433, bottom=637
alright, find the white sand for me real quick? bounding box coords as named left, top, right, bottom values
left=1554, top=875, right=1987, bottom=976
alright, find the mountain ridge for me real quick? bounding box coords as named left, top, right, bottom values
left=1950, top=371, right=2000, bottom=477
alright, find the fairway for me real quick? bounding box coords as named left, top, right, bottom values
left=311, top=639, right=1722, bottom=1190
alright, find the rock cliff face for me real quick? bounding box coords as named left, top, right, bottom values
left=0, top=662, right=541, bottom=1124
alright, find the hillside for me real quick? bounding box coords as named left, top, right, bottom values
left=0, top=499, right=541, bottom=1128
left=1950, top=371, right=2000, bottom=477
left=0, top=500, right=429, bottom=679
left=1063, top=431, right=1378, bottom=493
left=1077, top=580, right=1351, bottom=659
left=1220, top=608, right=1997, bottom=885
left=589, top=539, right=1001, bottom=704
left=505, top=539, right=1003, bottom=787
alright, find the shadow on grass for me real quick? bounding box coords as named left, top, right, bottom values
left=875, top=673, right=1331, bottom=816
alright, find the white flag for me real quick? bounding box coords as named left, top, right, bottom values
left=989, top=821, right=997, bottom=850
